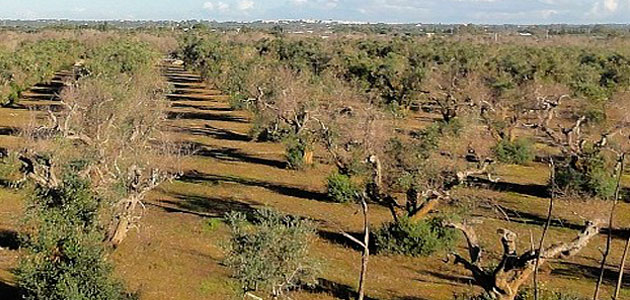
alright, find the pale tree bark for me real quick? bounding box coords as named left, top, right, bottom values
left=107, top=166, right=172, bottom=248
left=594, top=153, right=625, bottom=300
left=533, top=157, right=555, bottom=300
left=614, top=235, right=630, bottom=299
left=16, top=150, right=59, bottom=188
left=340, top=195, right=370, bottom=300
left=445, top=219, right=602, bottom=300
left=367, top=154, right=497, bottom=224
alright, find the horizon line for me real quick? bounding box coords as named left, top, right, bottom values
left=1, top=18, right=630, bottom=26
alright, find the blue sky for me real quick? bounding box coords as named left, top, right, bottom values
left=0, top=0, right=628, bottom=24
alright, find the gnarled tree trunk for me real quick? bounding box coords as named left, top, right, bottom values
left=445, top=220, right=601, bottom=300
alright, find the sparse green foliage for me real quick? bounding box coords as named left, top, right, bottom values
left=284, top=135, right=310, bottom=170
left=0, top=39, right=83, bottom=106
left=15, top=172, right=133, bottom=300
left=85, top=39, right=160, bottom=78
left=372, top=216, right=457, bottom=256
left=554, top=152, right=616, bottom=198
left=224, top=209, right=319, bottom=298
left=493, top=138, right=534, bottom=165
left=326, top=172, right=359, bottom=203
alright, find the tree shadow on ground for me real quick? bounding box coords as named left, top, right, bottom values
left=166, top=94, right=219, bottom=102
left=166, top=110, right=248, bottom=123
left=492, top=205, right=628, bottom=240
left=178, top=140, right=286, bottom=169
left=470, top=177, right=549, bottom=198
left=414, top=269, right=474, bottom=287
left=0, top=127, right=18, bottom=136
left=171, top=102, right=233, bottom=112
left=317, top=229, right=366, bottom=252
left=0, top=229, right=19, bottom=250
left=181, top=170, right=331, bottom=202
left=0, top=281, right=19, bottom=300
left=168, top=88, right=219, bottom=95
left=169, top=125, right=250, bottom=142
left=168, top=82, right=205, bottom=89
left=151, top=192, right=260, bottom=218
left=164, top=76, right=202, bottom=84
left=196, top=147, right=287, bottom=169
left=551, top=261, right=629, bottom=288
left=21, top=93, right=59, bottom=101
left=303, top=278, right=381, bottom=300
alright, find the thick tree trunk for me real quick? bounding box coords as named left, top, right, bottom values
left=447, top=220, right=601, bottom=300
left=109, top=217, right=129, bottom=248
left=409, top=198, right=440, bottom=222
left=108, top=197, right=138, bottom=248
left=303, top=150, right=313, bottom=166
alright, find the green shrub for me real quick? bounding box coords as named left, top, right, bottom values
left=493, top=138, right=534, bottom=165
left=249, top=116, right=287, bottom=142
left=326, top=172, right=360, bottom=203
left=0, top=39, right=83, bottom=106
left=284, top=136, right=310, bottom=170
left=85, top=38, right=160, bottom=78
left=15, top=173, right=133, bottom=300
left=554, top=152, right=616, bottom=198
left=372, top=216, right=457, bottom=256
left=228, top=93, right=248, bottom=110
left=224, top=209, right=319, bottom=298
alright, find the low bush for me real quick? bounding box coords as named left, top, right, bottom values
left=224, top=209, right=319, bottom=298
left=372, top=216, right=457, bottom=256
left=493, top=138, right=534, bottom=165
left=284, top=136, right=311, bottom=170
left=85, top=38, right=160, bottom=78
left=326, top=172, right=360, bottom=203
left=15, top=172, right=133, bottom=300
left=554, top=152, right=616, bottom=198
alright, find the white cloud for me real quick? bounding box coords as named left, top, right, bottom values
left=540, top=9, right=558, bottom=18
left=603, top=0, right=619, bottom=11
left=237, top=0, right=255, bottom=10
left=291, top=0, right=308, bottom=4
left=203, top=1, right=230, bottom=12
left=320, top=0, right=338, bottom=9
left=590, top=0, right=624, bottom=16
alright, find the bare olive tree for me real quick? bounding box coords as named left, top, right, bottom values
left=365, top=112, right=498, bottom=224
left=16, top=55, right=182, bottom=248
left=244, top=66, right=321, bottom=166
left=524, top=87, right=630, bottom=197
left=445, top=219, right=601, bottom=300
left=421, top=61, right=482, bottom=123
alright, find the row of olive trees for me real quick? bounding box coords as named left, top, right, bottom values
left=0, top=34, right=181, bottom=299
left=0, top=38, right=83, bottom=106
left=175, top=31, right=630, bottom=299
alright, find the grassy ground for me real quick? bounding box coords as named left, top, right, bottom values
left=0, top=64, right=629, bottom=299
